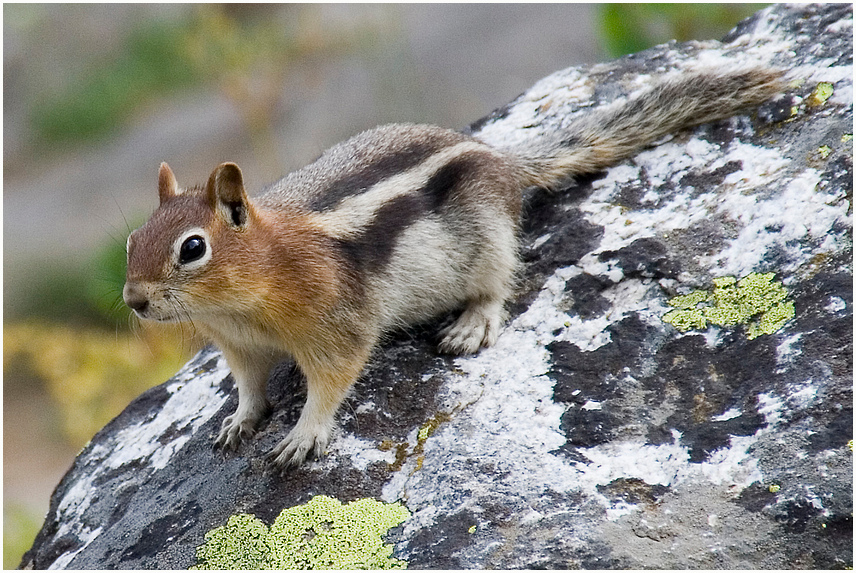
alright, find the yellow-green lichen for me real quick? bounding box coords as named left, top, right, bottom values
left=192, top=496, right=410, bottom=570
left=807, top=82, right=834, bottom=107
left=842, top=134, right=853, bottom=143
left=380, top=413, right=452, bottom=473
left=662, top=272, right=795, bottom=340
left=411, top=413, right=451, bottom=473
left=817, top=145, right=832, bottom=159
left=417, top=424, right=432, bottom=442
left=769, top=484, right=781, bottom=493
left=417, top=414, right=447, bottom=443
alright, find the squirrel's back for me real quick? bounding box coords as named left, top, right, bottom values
left=257, top=123, right=524, bottom=332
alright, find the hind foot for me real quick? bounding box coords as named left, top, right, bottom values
left=438, top=299, right=506, bottom=355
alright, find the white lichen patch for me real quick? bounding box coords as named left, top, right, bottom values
left=784, top=383, right=819, bottom=411
left=776, top=333, right=804, bottom=368
left=112, top=359, right=230, bottom=470
left=514, top=267, right=609, bottom=351
left=385, top=321, right=571, bottom=525
left=757, top=392, right=786, bottom=428
left=825, top=296, right=847, bottom=314
left=713, top=408, right=743, bottom=422
left=711, top=167, right=848, bottom=277
left=385, top=259, right=782, bottom=534
left=575, top=433, right=764, bottom=506
left=591, top=138, right=793, bottom=258
left=695, top=435, right=763, bottom=487
left=575, top=124, right=848, bottom=286
left=354, top=400, right=377, bottom=415
left=329, top=434, right=398, bottom=471
left=574, top=439, right=690, bottom=490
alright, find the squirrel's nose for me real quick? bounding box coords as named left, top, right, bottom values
left=123, top=282, right=150, bottom=313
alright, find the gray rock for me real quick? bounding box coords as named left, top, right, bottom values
left=22, top=3, right=852, bottom=569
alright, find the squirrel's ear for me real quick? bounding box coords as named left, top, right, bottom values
left=207, top=162, right=250, bottom=228
left=158, top=162, right=179, bottom=203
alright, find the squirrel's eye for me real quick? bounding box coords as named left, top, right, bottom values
left=179, top=235, right=207, bottom=264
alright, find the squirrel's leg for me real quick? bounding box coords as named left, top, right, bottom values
left=438, top=228, right=516, bottom=355
left=216, top=347, right=278, bottom=449
left=268, top=350, right=368, bottom=468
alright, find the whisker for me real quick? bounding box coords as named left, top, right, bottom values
left=168, top=287, right=200, bottom=356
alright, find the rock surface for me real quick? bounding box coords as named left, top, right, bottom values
left=23, top=4, right=852, bottom=569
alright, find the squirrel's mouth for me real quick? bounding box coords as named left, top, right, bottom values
left=133, top=309, right=180, bottom=323
left=123, top=281, right=184, bottom=323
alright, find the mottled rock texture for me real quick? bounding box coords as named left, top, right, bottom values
left=23, top=3, right=852, bottom=569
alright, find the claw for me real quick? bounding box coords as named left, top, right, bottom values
left=215, top=413, right=258, bottom=450
left=266, top=423, right=330, bottom=470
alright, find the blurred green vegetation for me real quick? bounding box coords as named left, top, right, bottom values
left=597, top=4, right=769, bottom=57
left=4, top=503, right=42, bottom=569
left=28, top=5, right=378, bottom=152
left=4, top=321, right=192, bottom=447
left=30, top=18, right=201, bottom=145
left=15, top=233, right=139, bottom=328
left=27, top=5, right=772, bottom=150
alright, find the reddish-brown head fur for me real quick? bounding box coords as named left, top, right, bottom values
left=124, top=163, right=342, bottom=347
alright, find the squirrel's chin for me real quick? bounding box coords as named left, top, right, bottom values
left=135, top=311, right=180, bottom=323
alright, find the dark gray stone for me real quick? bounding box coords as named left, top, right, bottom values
left=22, top=3, right=852, bottom=569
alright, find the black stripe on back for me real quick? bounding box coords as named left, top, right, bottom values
left=336, top=155, right=474, bottom=275
left=421, top=156, right=469, bottom=211
left=309, top=142, right=440, bottom=212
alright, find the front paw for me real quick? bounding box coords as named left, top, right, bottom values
left=216, top=413, right=258, bottom=450
left=267, top=423, right=331, bottom=469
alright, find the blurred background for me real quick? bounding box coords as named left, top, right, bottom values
left=3, top=3, right=765, bottom=567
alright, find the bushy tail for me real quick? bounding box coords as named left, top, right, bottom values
left=516, top=66, right=784, bottom=189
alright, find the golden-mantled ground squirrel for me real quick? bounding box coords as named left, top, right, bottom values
left=124, top=66, right=782, bottom=469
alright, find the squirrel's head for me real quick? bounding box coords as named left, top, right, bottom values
left=123, top=162, right=256, bottom=322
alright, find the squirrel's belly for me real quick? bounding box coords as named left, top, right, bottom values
left=364, top=216, right=515, bottom=329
